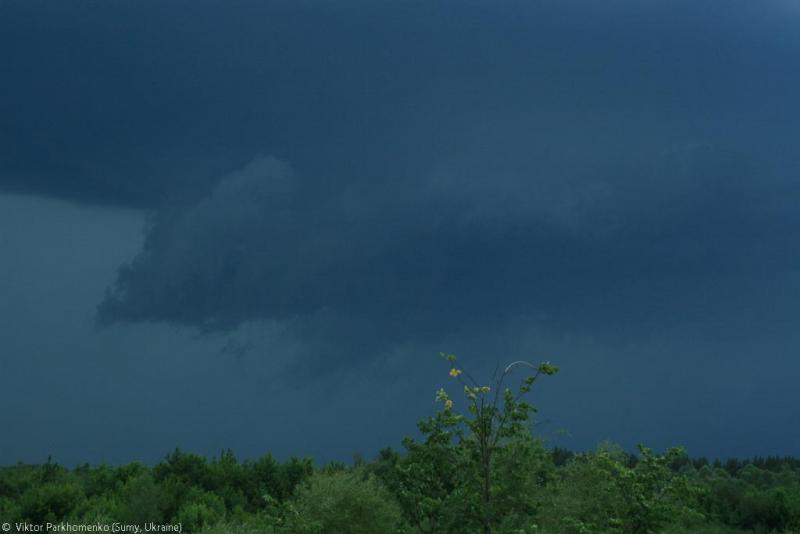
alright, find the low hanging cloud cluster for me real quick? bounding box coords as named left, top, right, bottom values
left=96, top=144, right=797, bottom=366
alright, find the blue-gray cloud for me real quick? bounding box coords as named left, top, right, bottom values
left=2, top=0, right=799, bottom=365
left=3, top=1, right=799, bottom=205
left=96, top=142, right=799, bottom=371
left=3, top=0, right=800, bottom=461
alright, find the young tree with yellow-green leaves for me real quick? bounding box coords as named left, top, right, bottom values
left=398, top=353, right=558, bottom=533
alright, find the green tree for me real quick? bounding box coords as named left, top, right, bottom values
left=399, top=352, right=558, bottom=533
left=19, top=482, right=85, bottom=524
left=117, top=471, right=165, bottom=526
left=174, top=488, right=226, bottom=532
left=538, top=443, right=706, bottom=533
left=292, top=470, right=406, bottom=534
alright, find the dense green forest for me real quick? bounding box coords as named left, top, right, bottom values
left=2, top=357, right=798, bottom=533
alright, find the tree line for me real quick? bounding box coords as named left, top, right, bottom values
left=1, top=356, right=798, bottom=533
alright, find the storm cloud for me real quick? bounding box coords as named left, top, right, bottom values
left=2, top=0, right=800, bottom=460
left=2, top=0, right=792, bottom=359
left=96, top=142, right=798, bottom=370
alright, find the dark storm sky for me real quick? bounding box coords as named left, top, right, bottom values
left=1, top=0, right=799, bottom=465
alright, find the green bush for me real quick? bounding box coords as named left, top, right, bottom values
left=19, top=481, right=85, bottom=524
left=116, top=472, right=165, bottom=526
left=174, top=489, right=226, bottom=532
left=536, top=444, right=705, bottom=533
left=292, top=470, right=406, bottom=534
